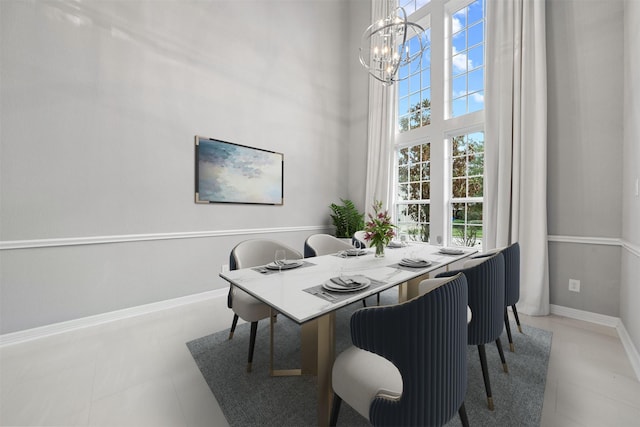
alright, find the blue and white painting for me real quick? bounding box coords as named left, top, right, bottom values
left=196, top=137, right=283, bottom=205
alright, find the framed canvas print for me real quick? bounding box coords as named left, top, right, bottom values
left=195, top=136, right=284, bottom=205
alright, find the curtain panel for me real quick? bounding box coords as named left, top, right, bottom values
left=485, top=0, right=550, bottom=315
left=364, top=0, right=396, bottom=216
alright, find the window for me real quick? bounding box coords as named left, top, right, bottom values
left=451, top=131, right=484, bottom=247
left=450, top=0, right=485, bottom=117
left=396, top=143, right=431, bottom=241
left=393, top=0, right=485, bottom=249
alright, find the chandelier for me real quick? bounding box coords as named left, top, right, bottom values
left=358, top=2, right=427, bottom=85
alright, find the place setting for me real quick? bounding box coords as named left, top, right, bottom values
left=304, top=273, right=386, bottom=303
left=252, top=250, right=314, bottom=274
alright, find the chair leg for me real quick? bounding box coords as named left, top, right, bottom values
left=458, top=402, right=470, bottom=427
left=512, top=304, right=523, bottom=333
left=495, top=338, right=509, bottom=373
left=504, top=308, right=514, bottom=352
left=330, top=394, right=342, bottom=426
left=376, top=292, right=380, bottom=306
left=228, top=314, right=239, bottom=340
left=362, top=299, right=367, bottom=307
left=478, top=344, right=494, bottom=410
left=247, top=321, right=258, bottom=372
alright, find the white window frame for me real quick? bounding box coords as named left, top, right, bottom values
left=392, top=0, right=485, bottom=248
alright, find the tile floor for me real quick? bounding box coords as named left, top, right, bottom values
left=1, top=293, right=639, bottom=426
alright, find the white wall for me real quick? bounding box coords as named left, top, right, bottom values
left=546, top=0, right=624, bottom=316
left=621, top=0, right=640, bottom=358
left=0, top=0, right=370, bottom=333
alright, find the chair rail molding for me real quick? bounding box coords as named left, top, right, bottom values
left=547, top=235, right=640, bottom=258
left=0, top=225, right=332, bottom=250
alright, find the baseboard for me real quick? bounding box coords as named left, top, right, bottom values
left=550, top=304, right=640, bottom=381
left=549, top=304, right=620, bottom=327
left=617, top=321, right=640, bottom=381
left=0, top=288, right=227, bottom=347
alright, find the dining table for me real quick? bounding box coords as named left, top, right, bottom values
left=218, top=242, right=477, bottom=427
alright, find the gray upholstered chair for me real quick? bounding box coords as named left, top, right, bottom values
left=330, top=273, right=470, bottom=427
left=437, top=253, right=506, bottom=411
left=227, top=239, right=302, bottom=372
left=471, top=242, right=522, bottom=351
left=303, top=233, right=353, bottom=258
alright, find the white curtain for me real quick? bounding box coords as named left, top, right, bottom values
left=485, top=0, right=549, bottom=315
left=364, top=0, right=396, bottom=216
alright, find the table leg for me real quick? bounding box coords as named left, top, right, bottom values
left=399, top=273, right=430, bottom=302
left=315, top=312, right=335, bottom=427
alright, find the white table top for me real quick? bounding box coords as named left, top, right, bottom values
left=219, top=243, right=477, bottom=324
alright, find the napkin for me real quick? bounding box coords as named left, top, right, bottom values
left=401, top=257, right=429, bottom=265
left=330, top=276, right=366, bottom=287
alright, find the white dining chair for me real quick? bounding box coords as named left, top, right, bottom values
left=227, top=239, right=303, bottom=372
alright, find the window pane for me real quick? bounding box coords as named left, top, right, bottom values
left=468, top=45, right=484, bottom=70
left=398, top=79, right=409, bottom=98
left=399, top=116, right=410, bottom=132
left=453, top=74, right=467, bottom=97
left=453, top=9, right=466, bottom=30
left=468, top=202, right=483, bottom=222
left=399, top=97, right=410, bottom=115
left=469, top=177, right=483, bottom=197
left=452, top=97, right=467, bottom=117
left=422, top=181, right=430, bottom=199
left=468, top=21, right=484, bottom=47
left=452, top=178, right=466, bottom=197
left=409, top=73, right=421, bottom=93
left=421, top=162, right=430, bottom=180
left=452, top=157, right=466, bottom=177
left=398, top=165, right=409, bottom=182
left=399, top=147, right=408, bottom=164
left=469, top=91, right=484, bottom=112
left=421, top=109, right=431, bottom=126
left=468, top=68, right=483, bottom=93
left=468, top=153, right=483, bottom=175
left=452, top=30, right=466, bottom=53
left=452, top=136, right=466, bottom=156
left=398, top=183, right=408, bottom=200
left=468, top=0, right=484, bottom=25
left=420, top=204, right=430, bottom=221
left=421, top=143, right=431, bottom=160
left=421, top=69, right=431, bottom=88
left=410, top=145, right=421, bottom=162
left=410, top=164, right=421, bottom=181
left=398, top=65, right=410, bottom=80
left=410, top=182, right=421, bottom=199
left=452, top=53, right=467, bottom=76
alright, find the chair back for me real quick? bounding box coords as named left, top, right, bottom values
left=503, top=242, right=520, bottom=306
left=437, top=253, right=505, bottom=346
left=352, top=230, right=370, bottom=249
left=229, top=239, right=302, bottom=270
left=304, top=233, right=353, bottom=257
left=349, top=274, right=468, bottom=426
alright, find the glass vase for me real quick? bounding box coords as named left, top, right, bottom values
left=374, top=242, right=385, bottom=258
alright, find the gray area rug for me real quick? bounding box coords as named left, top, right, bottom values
left=187, top=291, right=552, bottom=426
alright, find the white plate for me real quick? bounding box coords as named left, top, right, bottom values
left=265, top=260, right=304, bottom=270
left=399, top=259, right=432, bottom=268
left=343, top=249, right=368, bottom=256
left=439, top=248, right=464, bottom=255
left=322, top=277, right=371, bottom=292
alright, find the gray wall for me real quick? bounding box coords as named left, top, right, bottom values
left=621, top=0, right=640, bottom=356
left=1, top=0, right=637, bottom=352
left=0, top=0, right=370, bottom=333
left=546, top=0, right=624, bottom=316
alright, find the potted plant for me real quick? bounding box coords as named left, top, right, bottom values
left=329, top=199, right=364, bottom=239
